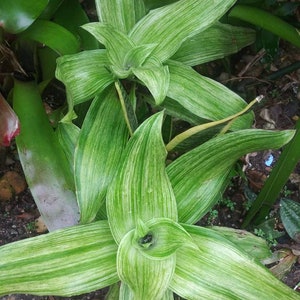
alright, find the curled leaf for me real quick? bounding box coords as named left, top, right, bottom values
left=117, top=228, right=176, bottom=299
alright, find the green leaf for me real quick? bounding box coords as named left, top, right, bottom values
left=117, top=228, right=176, bottom=299
left=280, top=199, right=300, bottom=243
left=119, top=285, right=174, bottom=300
left=133, top=57, right=169, bottom=105
left=133, top=218, right=193, bottom=259
left=129, top=0, right=236, bottom=62
left=75, top=87, right=129, bottom=224
left=20, top=20, right=80, bottom=55
left=143, top=0, right=177, bottom=10
left=229, top=5, right=300, bottom=48
left=172, top=23, right=256, bottom=66
left=243, top=118, right=300, bottom=226
left=55, top=50, right=114, bottom=106
left=82, top=23, right=134, bottom=70
left=170, top=224, right=300, bottom=299
left=210, top=226, right=271, bottom=261
left=0, top=0, right=48, bottom=34
left=107, top=112, right=177, bottom=244
left=82, top=24, right=159, bottom=79
left=166, top=60, right=253, bottom=131
left=167, top=129, right=295, bottom=224
left=52, top=0, right=98, bottom=50
left=13, top=77, right=79, bottom=231
left=56, top=122, right=80, bottom=177
left=0, top=221, right=118, bottom=297
left=95, top=0, right=146, bottom=33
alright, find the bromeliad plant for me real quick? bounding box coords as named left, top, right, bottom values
left=1, top=0, right=300, bottom=299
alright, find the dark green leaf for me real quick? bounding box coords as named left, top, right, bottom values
left=0, top=0, right=48, bottom=33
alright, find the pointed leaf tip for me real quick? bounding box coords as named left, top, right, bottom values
left=107, top=111, right=178, bottom=244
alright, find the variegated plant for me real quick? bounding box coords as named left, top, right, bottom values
left=1, top=0, right=300, bottom=299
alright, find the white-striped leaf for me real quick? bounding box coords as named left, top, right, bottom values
left=95, top=0, right=146, bottom=33
left=56, top=122, right=80, bottom=177
left=133, top=57, right=169, bottom=105
left=166, top=60, right=253, bottom=131
left=112, top=43, right=158, bottom=78
left=75, top=87, right=129, bottom=224
left=210, top=226, right=271, bottom=262
left=55, top=49, right=114, bottom=106
left=106, top=111, right=177, bottom=244
left=129, top=0, right=236, bottom=62
left=119, top=283, right=175, bottom=299
left=171, top=23, right=256, bottom=66
left=170, top=224, right=300, bottom=299
left=117, top=228, right=176, bottom=299
left=133, top=218, right=192, bottom=259
left=0, top=221, right=118, bottom=297
left=167, top=129, right=295, bottom=224
left=82, top=23, right=134, bottom=68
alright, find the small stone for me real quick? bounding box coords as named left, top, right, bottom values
left=0, top=178, right=13, bottom=201
left=35, top=216, right=48, bottom=233
left=3, top=171, right=27, bottom=194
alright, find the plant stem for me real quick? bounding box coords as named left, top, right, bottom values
left=115, top=81, right=134, bottom=136
left=166, top=96, right=262, bottom=152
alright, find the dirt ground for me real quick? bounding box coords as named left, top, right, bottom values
left=1, top=5, right=300, bottom=300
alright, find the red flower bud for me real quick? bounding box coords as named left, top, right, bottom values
left=0, top=93, right=20, bottom=146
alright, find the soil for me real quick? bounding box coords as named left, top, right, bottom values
left=1, top=4, right=300, bottom=300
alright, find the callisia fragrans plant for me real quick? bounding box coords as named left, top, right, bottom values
left=0, top=0, right=300, bottom=299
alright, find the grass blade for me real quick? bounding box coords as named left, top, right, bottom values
left=242, top=118, right=300, bottom=227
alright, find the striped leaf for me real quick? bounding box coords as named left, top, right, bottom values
left=75, top=87, right=129, bottom=224
left=107, top=111, right=177, bottom=244
left=96, top=0, right=146, bottom=33
left=55, top=49, right=114, bottom=106
left=133, top=218, right=192, bottom=259
left=119, top=282, right=175, bottom=299
left=172, top=23, right=256, bottom=66
left=280, top=199, right=300, bottom=243
left=210, top=226, right=271, bottom=262
left=167, top=129, right=295, bottom=224
left=129, top=0, right=236, bottom=62
left=82, top=23, right=134, bottom=69
left=133, top=57, right=169, bottom=105
left=170, top=224, right=300, bottom=299
left=0, top=221, right=118, bottom=297
left=117, top=228, right=176, bottom=299
left=166, top=60, right=253, bottom=131
left=56, top=122, right=80, bottom=177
